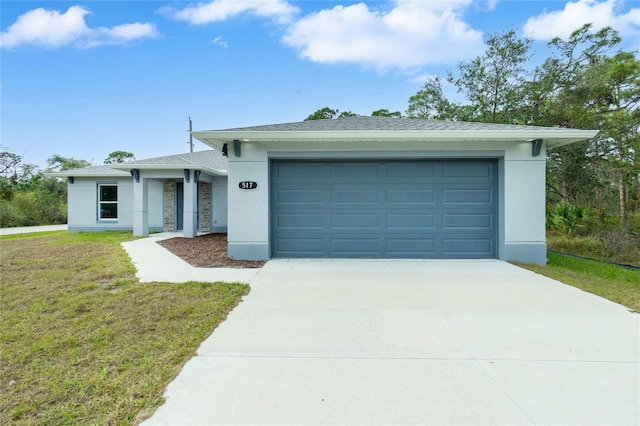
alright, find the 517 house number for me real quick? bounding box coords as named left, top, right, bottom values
left=238, top=181, right=258, bottom=190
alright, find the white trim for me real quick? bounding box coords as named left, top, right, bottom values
left=193, top=129, right=598, bottom=150
left=267, top=150, right=506, bottom=160
left=109, top=164, right=226, bottom=175
left=97, top=183, right=118, bottom=221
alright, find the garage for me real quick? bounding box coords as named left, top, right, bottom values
left=270, top=159, right=498, bottom=258
left=193, top=116, right=598, bottom=264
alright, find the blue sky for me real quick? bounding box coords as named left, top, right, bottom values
left=1, top=0, right=639, bottom=168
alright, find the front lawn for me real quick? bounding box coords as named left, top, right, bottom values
left=0, top=232, right=249, bottom=425
left=517, top=252, right=640, bottom=313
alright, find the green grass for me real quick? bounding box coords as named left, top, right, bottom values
left=547, top=233, right=640, bottom=267
left=0, top=230, right=68, bottom=240
left=517, top=252, right=640, bottom=312
left=1, top=232, right=249, bottom=425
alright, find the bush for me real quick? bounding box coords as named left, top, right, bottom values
left=546, top=203, right=595, bottom=235
left=598, top=227, right=639, bottom=259
left=0, top=191, right=66, bottom=228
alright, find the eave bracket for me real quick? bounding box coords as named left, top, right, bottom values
left=532, top=139, right=543, bottom=157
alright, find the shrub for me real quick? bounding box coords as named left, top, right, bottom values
left=0, top=191, right=66, bottom=228
left=598, top=227, right=639, bottom=258
left=546, top=203, right=595, bottom=235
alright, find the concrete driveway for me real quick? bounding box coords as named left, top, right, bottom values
left=142, top=259, right=639, bottom=425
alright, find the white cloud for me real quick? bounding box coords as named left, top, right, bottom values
left=523, top=0, right=640, bottom=40
left=211, top=36, right=229, bottom=48
left=282, top=1, right=484, bottom=69
left=486, top=0, right=500, bottom=11
left=0, top=6, right=159, bottom=49
left=161, top=0, right=299, bottom=25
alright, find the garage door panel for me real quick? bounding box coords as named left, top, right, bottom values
left=332, top=188, right=380, bottom=204
left=387, top=238, right=436, bottom=256
left=276, top=214, right=324, bottom=230
left=442, top=214, right=494, bottom=230
left=387, top=214, right=436, bottom=230
left=443, top=162, right=494, bottom=178
left=331, top=164, right=380, bottom=179
left=442, top=238, right=494, bottom=256
left=387, top=189, right=436, bottom=205
left=275, top=238, right=324, bottom=255
left=276, top=188, right=325, bottom=204
left=386, top=163, right=436, bottom=179
left=442, top=189, right=493, bottom=204
left=275, top=163, right=326, bottom=179
left=331, top=214, right=379, bottom=229
left=331, top=238, right=380, bottom=254
left=271, top=160, right=497, bottom=258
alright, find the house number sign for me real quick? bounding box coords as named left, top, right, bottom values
left=238, top=181, right=258, bottom=190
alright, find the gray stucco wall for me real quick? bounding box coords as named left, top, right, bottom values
left=67, top=177, right=163, bottom=232
left=211, top=176, right=228, bottom=233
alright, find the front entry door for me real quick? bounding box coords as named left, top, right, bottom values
left=176, top=182, right=184, bottom=231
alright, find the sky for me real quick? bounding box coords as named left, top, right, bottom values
left=1, top=0, right=639, bottom=169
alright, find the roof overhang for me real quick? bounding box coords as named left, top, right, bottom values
left=45, top=170, right=130, bottom=178
left=110, top=163, right=226, bottom=175
left=192, top=129, right=599, bottom=150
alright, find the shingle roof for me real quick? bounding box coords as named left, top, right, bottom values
left=46, top=164, right=130, bottom=178
left=120, top=150, right=227, bottom=172
left=193, top=116, right=598, bottom=149
left=214, top=116, right=575, bottom=133
left=46, top=150, right=227, bottom=177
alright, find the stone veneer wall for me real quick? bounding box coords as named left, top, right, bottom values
left=163, top=181, right=175, bottom=231
left=199, top=182, right=211, bottom=232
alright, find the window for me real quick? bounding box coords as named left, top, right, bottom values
left=98, top=184, right=118, bottom=220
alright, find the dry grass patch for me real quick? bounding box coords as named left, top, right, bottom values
left=1, top=232, right=249, bottom=425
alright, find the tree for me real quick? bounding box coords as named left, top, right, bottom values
left=591, top=52, right=640, bottom=224
left=407, top=76, right=457, bottom=120
left=104, top=150, right=135, bottom=164
left=45, top=155, right=92, bottom=172
left=371, top=109, right=402, bottom=118
left=337, top=111, right=358, bottom=118
left=0, top=148, right=40, bottom=200
left=0, top=149, right=23, bottom=179
left=0, top=150, right=68, bottom=227
left=533, top=24, right=638, bottom=223
left=448, top=29, right=532, bottom=124
left=304, top=107, right=339, bottom=120
left=404, top=24, right=639, bottom=230
left=304, top=107, right=360, bottom=120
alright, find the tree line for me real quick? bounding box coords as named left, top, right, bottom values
left=0, top=151, right=134, bottom=227
left=2, top=24, right=638, bottom=246
left=305, top=24, right=639, bottom=240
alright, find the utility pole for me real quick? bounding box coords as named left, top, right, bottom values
left=188, top=117, right=193, bottom=153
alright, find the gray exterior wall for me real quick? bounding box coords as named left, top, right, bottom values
left=67, top=176, right=164, bottom=232
left=211, top=176, right=228, bottom=233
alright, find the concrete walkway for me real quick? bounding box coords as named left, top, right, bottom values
left=141, top=258, right=640, bottom=425
left=121, top=233, right=261, bottom=283
left=0, top=224, right=67, bottom=235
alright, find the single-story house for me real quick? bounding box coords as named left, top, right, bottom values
left=48, top=150, right=229, bottom=237
left=51, top=117, right=597, bottom=265
left=190, top=116, right=598, bottom=264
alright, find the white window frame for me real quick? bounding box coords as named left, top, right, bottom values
left=97, top=183, right=118, bottom=221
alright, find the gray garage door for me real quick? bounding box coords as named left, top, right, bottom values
left=270, top=159, right=497, bottom=258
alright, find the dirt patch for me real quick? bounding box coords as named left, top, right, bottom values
left=157, top=233, right=266, bottom=268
